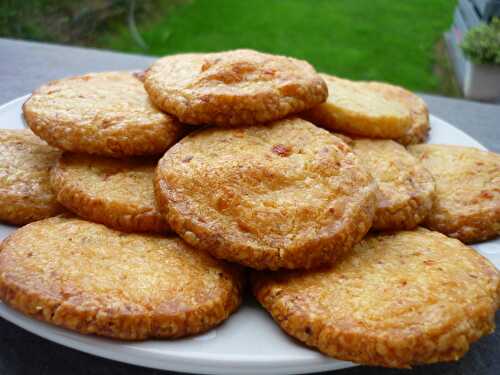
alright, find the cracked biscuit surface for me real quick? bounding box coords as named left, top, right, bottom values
left=302, top=74, right=412, bottom=139
left=252, top=228, right=500, bottom=368
left=409, top=144, right=500, bottom=243
left=51, top=153, right=169, bottom=233
left=0, top=216, right=244, bottom=340
left=23, top=71, right=181, bottom=157
left=144, top=49, right=328, bottom=127
left=352, top=139, right=435, bottom=230
left=0, top=129, right=63, bottom=225
left=155, top=117, right=377, bottom=270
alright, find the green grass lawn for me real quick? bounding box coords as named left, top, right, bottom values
left=100, top=0, right=457, bottom=93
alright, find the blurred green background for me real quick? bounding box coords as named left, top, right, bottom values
left=0, top=0, right=459, bottom=95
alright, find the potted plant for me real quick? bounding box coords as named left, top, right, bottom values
left=460, top=17, right=500, bottom=100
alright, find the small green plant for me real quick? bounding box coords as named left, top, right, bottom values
left=461, top=17, right=500, bottom=65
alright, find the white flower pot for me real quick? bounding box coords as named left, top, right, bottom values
left=463, top=60, right=500, bottom=100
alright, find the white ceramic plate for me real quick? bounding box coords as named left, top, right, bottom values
left=0, top=95, right=498, bottom=375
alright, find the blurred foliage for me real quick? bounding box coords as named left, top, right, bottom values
left=0, top=0, right=176, bottom=45
left=461, top=17, right=500, bottom=65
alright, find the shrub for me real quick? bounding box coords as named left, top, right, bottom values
left=0, top=0, right=175, bottom=46
left=461, top=17, right=500, bottom=65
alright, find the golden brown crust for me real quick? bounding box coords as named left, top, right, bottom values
left=409, top=144, right=500, bottom=243
left=365, top=82, right=430, bottom=145
left=352, top=139, right=435, bottom=230
left=155, top=117, right=377, bottom=270
left=0, top=216, right=244, bottom=340
left=302, top=75, right=412, bottom=139
left=144, top=49, right=328, bottom=127
left=0, top=129, right=64, bottom=225
left=252, top=228, right=500, bottom=368
left=23, top=71, right=182, bottom=157
left=50, top=153, right=169, bottom=233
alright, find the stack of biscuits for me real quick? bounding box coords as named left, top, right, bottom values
left=0, top=49, right=499, bottom=368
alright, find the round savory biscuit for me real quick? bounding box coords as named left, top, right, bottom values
left=352, top=139, right=435, bottom=230
left=302, top=74, right=412, bottom=139
left=51, top=153, right=169, bottom=233
left=144, top=49, right=328, bottom=127
left=0, top=129, right=64, bottom=225
left=155, top=117, right=378, bottom=270
left=365, top=82, right=430, bottom=145
left=23, top=71, right=181, bottom=157
left=252, top=228, right=500, bottom=368
left=409, top=144, right=500, bottom=243
left=0, top=216, right=244, bottom=340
